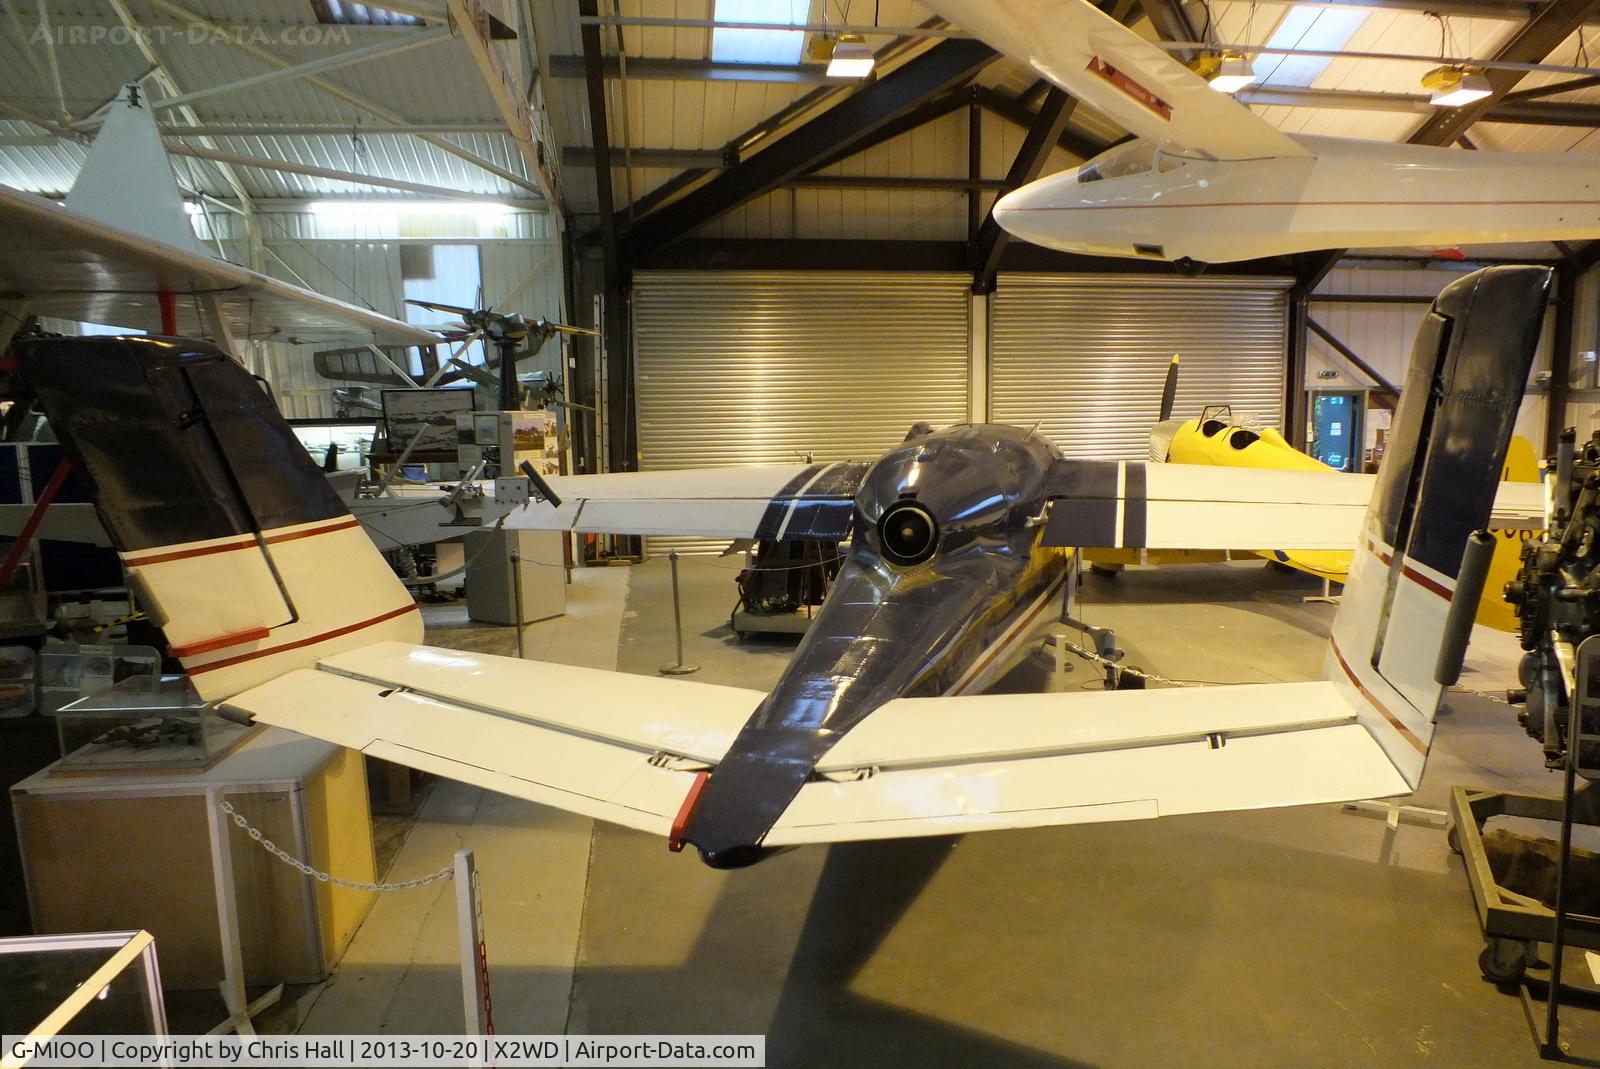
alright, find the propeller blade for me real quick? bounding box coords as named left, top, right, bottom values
left=1157, top=353, right=1180, bottom=422
left=404, top=298, right=477, bottom=316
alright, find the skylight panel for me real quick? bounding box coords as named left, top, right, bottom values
left=311, top=2, right=423, bottom=27
left=1256, top=5, right=1368, bottom=88
left=711, top=0, right=808, bottom=65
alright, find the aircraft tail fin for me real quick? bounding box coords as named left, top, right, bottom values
left=16, top=335, right=420, bottom=702
left=67, top=85, right=203, bottom=257
left=1324, top=265, right=1550, bottom=786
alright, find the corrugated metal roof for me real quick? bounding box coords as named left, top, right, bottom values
left=0, top=1, right=542, bottom=200
left=8, top=0, right=1600, bottom=245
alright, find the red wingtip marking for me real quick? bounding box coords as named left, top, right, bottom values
left=668, top=770, right=710, bottom=854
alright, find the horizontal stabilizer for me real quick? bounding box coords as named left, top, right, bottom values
left=1044, top=461, right=1543, bottom=550
left=510, top=461, right=869, bottom=540
left=228, top=641, right=1410, bottom=847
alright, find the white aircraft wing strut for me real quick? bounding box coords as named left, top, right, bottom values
left=0, top=184, right=437, bottom=348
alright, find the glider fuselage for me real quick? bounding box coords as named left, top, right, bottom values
left=995, top=135, right=1600, bottom=264
left=682, top=423, right=1072, bottom=866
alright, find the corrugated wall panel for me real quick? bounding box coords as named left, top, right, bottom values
left=633, top=270, right=971, bottom=552
left=990, top=275, right=1291, bottom=459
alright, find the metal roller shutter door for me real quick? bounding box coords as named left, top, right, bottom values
left=633, top=270, right=971, bottom=553
left=990, top=275, right=1292, bottom=459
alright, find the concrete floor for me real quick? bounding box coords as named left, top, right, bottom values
left=279, top=556, right=1597, bottom=1066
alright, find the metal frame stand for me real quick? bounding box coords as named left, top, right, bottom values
left=455, top=849, right=492, bottom=1042
left=1449, top=777, right=1600, bottom=1062
left=660, top=549, right=699, bottom=676
left=1058, top=552, right=1121, bottom=688
left=202, top=787, right=282, bottom=1036
left=1302, top=576, right=1341, bottom=605
left=510, top=551, right=526, bottom=659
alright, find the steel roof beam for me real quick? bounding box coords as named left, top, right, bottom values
left=142, top=0, right=542, bottom=198
left=577, top=14, right=972, bottom=38
left=579, top=0, right=620, bottom=285
left=974, top=88, right=1113, bottom=162
left=1408, top=0, right=1600, bottom=145
left=158, top=122, right=511, bottom=136
left=807, top=90, right=971, bottom=173
left=971, top=88, right=1077, bottom=294
left=151, top=27, right=454, bottom=112
left=1239, top=84, right=1600, bottom=124
left=789, top=175, right=1009, bottom=191
left=104, top=0, right=252, bottom=211
left=622, top=38, right=998, bottom=258
left=594, top=17, right=953, bottom=230
left=165, top=144, right=528, bottom=202
left=1140, top=0, right=1205, bottom=67
left=564, top=147, right=724, bottom=169
left=633, top=238, right=1298, bottom=275
left=1296, top=0, right=1600, bottom=22
left=443, top=0, right=561, bottom=211
left=547, top=55, right=853, bottom=84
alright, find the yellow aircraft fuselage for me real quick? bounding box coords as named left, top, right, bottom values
left=1121, top=416, right=1536, bottom=631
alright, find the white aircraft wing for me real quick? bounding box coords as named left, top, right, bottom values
left=227, top=641, right=1407, bottom=845
left=929, top=0, right=1309, bottom=161
left=0, top=184, right=437, bottom=347
left=1045, top=461, right=1544, bottom=549
left=510, top=461, right=870, bottom=540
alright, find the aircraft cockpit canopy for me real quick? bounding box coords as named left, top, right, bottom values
left=1075, top=142, right=1157, bottom=183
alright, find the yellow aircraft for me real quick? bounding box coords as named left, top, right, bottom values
left=1090, top=355, right=1538, bottom=630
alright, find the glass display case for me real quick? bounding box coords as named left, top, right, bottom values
left=0, top=929, right=167, bottom=1040
left=52, top=673, right=255, bottom=774
left=38, top=643, right=160, bottom=717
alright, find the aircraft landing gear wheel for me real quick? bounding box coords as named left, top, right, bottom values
left=1479, top=940, right=1529, bottom=984
left=1446, top=823, right=1463, bottom=856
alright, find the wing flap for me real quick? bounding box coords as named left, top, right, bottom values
left=816, top=680, right=1351, bottom=771
left=314, top=641, right=760, bottom=762
left=227, top=657, right=760, bottom=835
left=768, top=721, right=1408, bottom=845
left=230, top=641, right=1410, bottom=849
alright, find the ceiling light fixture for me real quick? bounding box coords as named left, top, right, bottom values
left=1205, top=50, right=1257, bottom=94
left=1423, top=64, right=1491, bottom=107
left=826, top=34, right=874, bottom=78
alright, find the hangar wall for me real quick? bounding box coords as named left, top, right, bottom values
left=194, top=208, right=563, bottom=419
left=632, top=270, right=972, bottom=553
left=632, top=270, right=1293, bottom=550
left=990, top=275, right=1291, bottom=459
left=1308, top=265, right=1561, bottom=450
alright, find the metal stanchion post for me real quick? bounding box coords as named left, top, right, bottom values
left=510, top=548, right=526, bottom=660
left=660, top=549, right=699, bottom=676
left=455, top=849, right=492, bottom=1043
